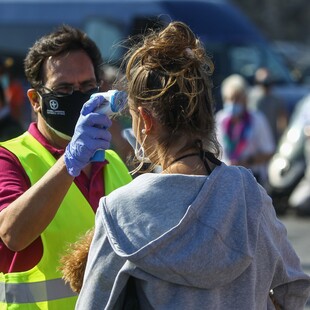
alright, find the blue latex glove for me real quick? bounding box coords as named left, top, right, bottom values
left=64, top=95, right=112, bottom=177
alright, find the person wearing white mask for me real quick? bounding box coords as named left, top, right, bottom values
left=216, top=74, right=275, bottom=188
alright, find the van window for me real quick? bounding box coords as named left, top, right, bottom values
left=228, top=45, right=293, bottom=83
left=230, top=46, right=261, bottom=77
left=206, top=43, right=294, bottom=88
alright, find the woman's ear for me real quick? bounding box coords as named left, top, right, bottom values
left=138, top=107, right=154, bottom=134
left=27, top=89, right=41, bottom=113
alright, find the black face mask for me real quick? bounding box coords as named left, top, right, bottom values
left=40, top=91, right=92, bottom=138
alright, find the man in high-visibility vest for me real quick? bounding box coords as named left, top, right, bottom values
left=0, top=25, right=132, bottom=309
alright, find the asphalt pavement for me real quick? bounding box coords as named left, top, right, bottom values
left=279, top=210, right=310, bottom=309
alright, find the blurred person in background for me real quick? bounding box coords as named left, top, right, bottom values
left=216, top=74, right=275, bottom=188
left=0, top=57, right=27, bottom=127
left=0, top=83, right=23, bottom=141
left=0, top=25, right=131, bottom=309
left=250, top=67, right=288, bottom=145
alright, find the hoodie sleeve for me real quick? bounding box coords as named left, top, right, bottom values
left=258, top=187, right=310, bottom=309
left=76, top=204, right=127, bottom=309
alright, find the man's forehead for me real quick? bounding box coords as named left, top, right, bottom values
left=42, top=50, right=95, bottom=85
left=44, top=56, right=63, bottom=73
left=44, top=51, right=81, bottom=71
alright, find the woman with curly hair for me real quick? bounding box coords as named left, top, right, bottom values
left=74, top=21, right=310, bottom=309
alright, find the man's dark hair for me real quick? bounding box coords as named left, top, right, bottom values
left=24, top=25, right=103, bottom=88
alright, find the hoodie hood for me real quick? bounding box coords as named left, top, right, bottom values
left=101, top=164, right=263, bottom=289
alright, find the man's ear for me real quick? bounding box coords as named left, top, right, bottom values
left=27, top=89, right=41, bottom=113
left=138, top=107, right=153, bottom=134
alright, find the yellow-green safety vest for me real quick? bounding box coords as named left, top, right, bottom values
left=0, top=132, right=132, bottom=310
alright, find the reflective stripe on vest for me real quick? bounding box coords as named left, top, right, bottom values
left=0, top=278, right=76, bottom=304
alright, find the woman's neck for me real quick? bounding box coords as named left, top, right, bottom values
left=162, top=152, right=212, bottom=175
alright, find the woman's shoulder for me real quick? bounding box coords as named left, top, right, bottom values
left=103, top=172, right=208, bottom=214
left=107, top=173, right=204, bottom=198
left=218, top=162, right=255, bottom=179
left=216, top=163, right=266, bottom=201
left=105, top=173, right=162, bottom=202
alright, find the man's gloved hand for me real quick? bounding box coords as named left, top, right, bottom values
left=64, top=95, right=112, bottom=177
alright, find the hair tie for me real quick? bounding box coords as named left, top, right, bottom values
left=184, top=47, right=195, bottom=59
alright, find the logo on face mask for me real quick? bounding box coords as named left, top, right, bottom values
left=40, top=91, right=93, bottom=138
left=46, top=98, right=65, bottom=116
left=49, top=99, right=59, bottom=110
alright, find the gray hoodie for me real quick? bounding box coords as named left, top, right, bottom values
left=76, top=163, right=310, bottom=309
